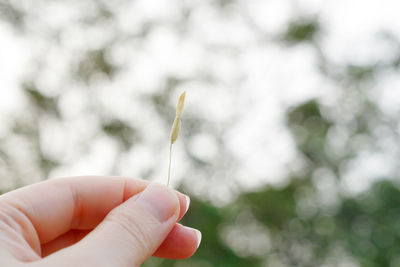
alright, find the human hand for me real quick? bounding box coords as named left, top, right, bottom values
left=0, top=176, right=201, bottom=267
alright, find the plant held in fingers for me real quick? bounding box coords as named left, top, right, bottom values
left=168, top=92, right=186, bottom=186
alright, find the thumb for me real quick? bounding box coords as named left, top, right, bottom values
left=62, top=183, right=180, bottom=267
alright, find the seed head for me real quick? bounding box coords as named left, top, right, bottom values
left=168, top=91, right=186, bottom=186
left=170, top=92, right=185, bottom=144
left=176, top=91, right=186, bottom=117
left=170, top=117, right=181, bottom=144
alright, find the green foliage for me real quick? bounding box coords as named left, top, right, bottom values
left=24, top=86, right=59, bottom=117
left=0, top=1, right=24, bottom=29
left=336, top=181, right=400, bottom=266
left=284, top=18, right=320, bottom=44
left=102, top=120, right=137, bottom=150
left=77, top=49, right=116, bottom=82
left=241, top=185, right=297, bottom=230
left=347, top=65, right=376, bottom=81
left=288, top=100, right=332, bottom=164
left=0, top=1, right=398, bottom=266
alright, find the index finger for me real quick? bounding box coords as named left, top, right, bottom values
left=0, top=176, right=189, bottom=245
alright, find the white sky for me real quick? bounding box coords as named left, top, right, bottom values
left=0, top=0, right=400, bottom=199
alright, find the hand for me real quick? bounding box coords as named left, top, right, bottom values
left=0, top=176, right=201, bottom=267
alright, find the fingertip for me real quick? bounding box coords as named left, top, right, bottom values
left=194, top=229, right=201, bottom=249
left=153, top=224, right=201, bottom=259
left=176, top=192, right=190, bottom=221
left=184, top=195, right=190, bottom=214
left=135, top=183, right=180, bottom=222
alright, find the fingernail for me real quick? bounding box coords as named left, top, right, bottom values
left=184, top=195, right=190, bottom=213
left=194, top=229, right=202, bottom=248
left=136, top=183, right=179, bottom=222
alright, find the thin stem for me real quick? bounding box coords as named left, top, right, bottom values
left=167, top=142, right=173, bottom=186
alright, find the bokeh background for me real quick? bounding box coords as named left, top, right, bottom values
left=1, top=0, right=400, bottom=266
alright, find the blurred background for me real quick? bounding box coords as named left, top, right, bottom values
left=1, top=0, right=400, bottom=266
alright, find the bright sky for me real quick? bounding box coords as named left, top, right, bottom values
left=0, top=0, right=399, bottom=201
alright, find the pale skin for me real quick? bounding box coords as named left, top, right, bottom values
left=0, top=176, right=201, bottom=267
